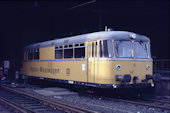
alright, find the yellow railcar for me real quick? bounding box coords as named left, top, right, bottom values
left=23, top=30, right=159, bottom=89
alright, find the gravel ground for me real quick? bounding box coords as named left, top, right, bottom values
left=3, top=83, right=170, bottom=113
left=52, top=94, right=168, bottom=113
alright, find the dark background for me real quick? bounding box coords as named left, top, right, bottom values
left=0, top=0, right=169, bottom=68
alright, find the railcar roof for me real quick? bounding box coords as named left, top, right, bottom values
left=24, top=31, right=150, bottom=49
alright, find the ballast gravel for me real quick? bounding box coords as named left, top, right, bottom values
left=8, top=84, right=170, bottom=113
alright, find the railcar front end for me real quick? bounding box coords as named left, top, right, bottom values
left=88, top=36, right=158, bottom=89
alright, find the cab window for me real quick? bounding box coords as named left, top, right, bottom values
left=114, top=40, right=133, bottom=58
left=99, top=40, right=113, bottom=58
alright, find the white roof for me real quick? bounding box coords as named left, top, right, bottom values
left=24, top=31, right=150, bottom=49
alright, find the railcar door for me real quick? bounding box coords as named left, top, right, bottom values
left=87, top=41, right=98, bottom=83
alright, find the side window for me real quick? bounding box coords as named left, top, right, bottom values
left=107, top=40, right=113, bottom=58
left=88, top=43, right=91, bottom=57
left=92, top=42, right=94, bottom=57
left=95, top=42, right=97, bottom=57
left=55, top=46, right=63, bottom=59
left=64, top=45, right=73, bottom=58
left=99, top=40, right=113, bottom=58
left=103, top=40, right=108, bottom=57
left=27, top=49, right=39, bottom=60
left=34, top=48, right=39, bottom=60
left=99, top=41, right=103, bottom=57
left=75, top=43, right=85, bottom=58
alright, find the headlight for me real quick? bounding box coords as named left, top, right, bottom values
left=130, top=33, right=136, bottom=39
left=146, top=65, right=150, bottom=70
left=151, top=83, right=154, bottom=87
left=116, top=65, right=121, bottom=70
left=112, top=84, right=117, bottom=88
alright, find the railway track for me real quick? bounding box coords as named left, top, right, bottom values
left=0, top=85, right=97, bottom=113
left=105, top=97, right=170, bottom=112
left=141, top=97, right=170, bottom=105
left=83, top=89, right=170, bottom=112
left=1, top=84, right=169, bottom=113
left=140, top=95, right=170, bottom=104
left=119, top=98, right=169, bottom=110
left=74, top=92, right=170, bottom=113
left=0, top=97, right=30, bottom=113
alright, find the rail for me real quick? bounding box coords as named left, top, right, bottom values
left=0, top=97, right=31, bottom=113
left=105, top=97, right=170, bottom=111
left=0, top=85, right=97, bottom=113
left=114, top=98, right=170, bottom=111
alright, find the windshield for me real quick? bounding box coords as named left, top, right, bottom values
left=134, top=41, right=150, bottom=58
left=114, top=41, right=133, bottom=58
left=114, top=40, right=150, bottom=58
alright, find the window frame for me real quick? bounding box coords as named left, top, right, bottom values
left=99, top=39, right=114, bottom=58
left=34, top=48, right=39, bottom=60
left=64, top=44, right=73, bottom=59
left=134, top=41, right=151, bottom=59
left=114, top=40, right=134, bottom=58
left=74, top=43, right=85, bottom=59
left=55, top=45, right=63, bottom=59
left=28, top=49, right=33, bottom=60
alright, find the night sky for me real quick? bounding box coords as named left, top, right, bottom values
left=0, top=1, right=169, bottom=67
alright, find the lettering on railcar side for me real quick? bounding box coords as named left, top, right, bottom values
left=29, top=67, right=60, bottom=75
left=30, top=67, right=38, bottom=72
left=40, top=67, right=60, bottom=74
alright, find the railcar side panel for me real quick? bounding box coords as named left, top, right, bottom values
left=23, top=60, right=152, bottom=85
left=23, top=60, right=88, bottom=82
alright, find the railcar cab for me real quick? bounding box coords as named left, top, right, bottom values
left=87, top=32, right=156, bottom=89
